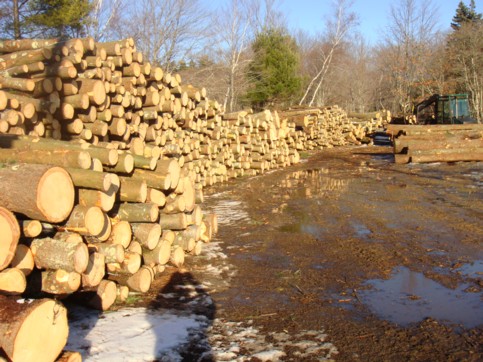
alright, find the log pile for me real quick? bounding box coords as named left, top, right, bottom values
left=0, top=36, right=387, bottom=361
left=387, top=124, right=483, bottom=163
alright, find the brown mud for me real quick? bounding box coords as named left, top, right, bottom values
left=146, top=146, right=482, bottom=361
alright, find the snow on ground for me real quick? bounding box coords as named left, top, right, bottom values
left=66, top=199, right=337, bottom=361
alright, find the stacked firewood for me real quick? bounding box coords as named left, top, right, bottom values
left=387, top=124, right=483, bottom=163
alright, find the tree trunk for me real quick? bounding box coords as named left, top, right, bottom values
left=40, top=269, right=81, bottom=295
left=81, top=252, right=106, bottom=288
left=0, top=164, right=75, bottom=223
left=10, top=244, right=34, bottom=276
left=0, top=296, right=68, bottom=362
left=131, top=223, right=161, bottom=250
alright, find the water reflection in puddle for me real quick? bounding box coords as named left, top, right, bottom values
left=359, top=267, right=483, bottom=328
left=455, top=260, right=483, bottom=278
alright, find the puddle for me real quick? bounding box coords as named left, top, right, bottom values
left=351, top=221, right=372, bottom=237
left=454, top=260, right=483, bottom=278
left=359, top=267, right=483, bottom=328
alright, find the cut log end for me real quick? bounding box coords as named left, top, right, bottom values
left=37, top=166, right=75, bottom=223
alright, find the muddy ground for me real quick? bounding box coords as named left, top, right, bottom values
left=140, top=145, right=482, bottom=361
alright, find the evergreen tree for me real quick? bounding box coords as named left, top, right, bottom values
left=245, top=28, right=301, bottom=109
left=451, top=0, right=482, bottom=30
left=25, top=0, right=92, bottom=38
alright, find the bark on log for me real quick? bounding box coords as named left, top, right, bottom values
left=111, top=203, right=159, bottom=223
left=30, top=237, right=89, bottom=274
left=62, top=205, right=106, bottom=237
left=40, top=269, right=81, bottom=294
left=0, top=296, right=68, bottom=362
left=131, top=223, right=161, bottom=250
left=75, top=279, right=117, bottom=311
left=0, top=164, right=74, bottom=223
left=0, top=206, right=20, bottom=271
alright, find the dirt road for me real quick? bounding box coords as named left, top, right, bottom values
left=111, top=145, right=483, bottom=361
left=179, top=145, right=481, bottom=361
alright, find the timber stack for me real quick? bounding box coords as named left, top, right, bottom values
left=0, top=36, right=384, bottom=361
left=387, top=124, right=483, bottom=163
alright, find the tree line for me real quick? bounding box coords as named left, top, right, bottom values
left=0, top=0, right=482, bottom=120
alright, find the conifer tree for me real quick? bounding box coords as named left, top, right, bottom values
left=245, top=28, right=301, bottom=109
left=451, top=0, right=482, bottom=30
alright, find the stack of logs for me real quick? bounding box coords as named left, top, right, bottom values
left=387, top=124, right=483, bottom=163
left=0, top=36, right=384, bottom=362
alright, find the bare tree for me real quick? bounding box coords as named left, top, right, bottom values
left=118, top=0, right=209, bottom=72
left=379, top=0, right=439, bottom=114
left=86, top=0, right=124, bottom=41
left=447, top=21, right=483, bottom=121
left=298, top=0, right=357, bottom=106
left=214, top=0, right=256, bottom=111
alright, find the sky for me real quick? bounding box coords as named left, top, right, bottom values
left=208, top=0, right=482, bottom=45
left=280, top=0, right=481, bottom=44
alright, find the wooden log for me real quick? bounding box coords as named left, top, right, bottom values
left=142, top=238, right=172, bottom=266
left=0, top=48, right=53, bottom=70
left=0, top=164, right=75, bottom=223
left=81, top=252, right=105, bottom=288
left=40, top=269, right=81, bottom=294
left=107, top=220, right=132, bottom=248
left=119, top=177, right=147, bottom=203
left=0, top=296, right=68, bottom=362
left=106, top=251, right=141, bottom=275
left=159, top=212, right=187, bottom=230
left=126, top=240, right=142, bottom=255
left=131, top=169, right=171, bottom=190
left=20, top=220, right=42, bottom=238
left=62, top=205, right=106, bottom=237
left=116, top=284, right=129, bottom=302
left=0, top=148, right=91, bottom=170
left=409, top=148, right=483, bottom=163
left=75, top=279, right=117, bottom=311
left=146, top=188, right=166, bottom=207
left=30, top=237, right=89, bottom=274
left=78, top=188, right=116, bottom=212
left=0, top=207, right=20, bottom=271
left=131, top=223, right=161, bottom=250
left=111, top=203, right=159, bottom=223
left=10, top=244, right=34, bottom=276
left=0, top=268, right=26, bottom=295
left=170, top=246, right=185, bottom=268
left=65, top=168, right=113, bottom=192
left=88, top=243, right=124, bottom=264
left=126, top=266, right=152, bottom=293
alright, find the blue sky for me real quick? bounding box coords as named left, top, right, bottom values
left=280, top=0, right=481, bottom=43
left=208, top=0, right=481, bottom=44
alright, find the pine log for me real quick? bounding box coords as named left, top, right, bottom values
left=0, top=268, right=26, bottom=295
left=159, top=212, right=188, bottom=230
left=111, top=203, right=159, bottom=223
left=119, top=177, right=147, bottom=202
left=88, top=243, right=124, bottom=264
left=131, top=223, right=161, bottom=250
left=40, top=269, right=81, bottom=294
left=0, top=206, right=20, bottom=271
left=0, top=296, right=68, bottom=362
left=75, top=279, right=117, bottom=311
left=116, top=284, right=129, bottom=302
left=106, top=251, right=141, bottom=275
left=10, top=244, right=34, bottom=276
left=0, top=164, right=74, bottom=223
left=81, top=252, right=105, bottom=288
left=142, top=238, right=172, bottom=266
left=30, top=237, right=89, bottom=274
left=146, top=188, right=166, bottom=207
left=107, top=220, right=132, bottom=248
left=170, top=246, right=185, bottom=268
left=0, top=148, right=91, bottom=169
left=64, top=168, right=113, bottom=192
left=62, top=205, right=106, bottom=237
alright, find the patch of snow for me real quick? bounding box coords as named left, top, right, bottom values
left=252, top=350, right=286, bottom=361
